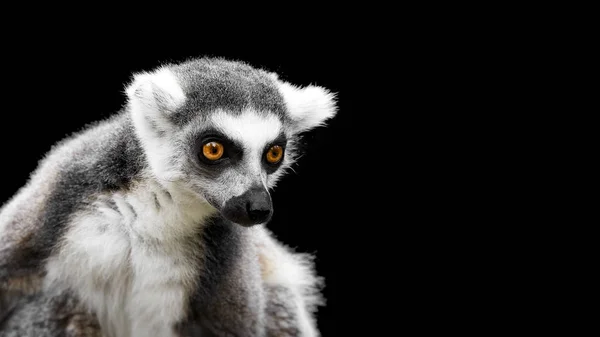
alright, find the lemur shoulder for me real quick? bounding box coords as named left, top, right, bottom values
left=0, top=57, right=337, bottom=337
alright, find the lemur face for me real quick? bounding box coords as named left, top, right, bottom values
left=186, top=110, right=288, bottom=226
left=126, top=58, right=336, bottom=227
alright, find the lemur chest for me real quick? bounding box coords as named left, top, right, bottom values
left=45, top=184, right=209, bottom=337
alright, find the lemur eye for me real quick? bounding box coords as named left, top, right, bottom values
left=266, top=145, right=283, bottom=164
left=202, top=142, right=224, bottom=161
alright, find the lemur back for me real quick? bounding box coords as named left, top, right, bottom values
left=0, top=57, right=336, bottom=337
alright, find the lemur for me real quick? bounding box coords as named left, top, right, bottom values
left=0, top=57, right=337, bottom=337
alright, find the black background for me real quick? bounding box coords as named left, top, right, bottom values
left=1, top=35, right=363, bottom=335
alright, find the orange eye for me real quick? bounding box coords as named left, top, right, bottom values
left=202, top=142, right=224, bottom=161
left=266, top=145, right=283, bottom=164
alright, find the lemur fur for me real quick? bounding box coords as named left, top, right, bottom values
left=0, top=57, right=337, bottom=337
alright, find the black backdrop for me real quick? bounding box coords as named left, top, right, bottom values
left=1, top=40, right=359, bottom=335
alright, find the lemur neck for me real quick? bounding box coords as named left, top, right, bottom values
left=123, top=175, right=218, bottom=242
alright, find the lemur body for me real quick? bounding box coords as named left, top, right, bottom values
left=0, top=58, right=336, bottom=336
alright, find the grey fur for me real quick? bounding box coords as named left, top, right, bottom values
left=0, top=113, right=144, bottom=289
left=145, top=114, right=166, bottom=137
left=153, top=193, right=161, bottom=210
left=0, top=57, right=335, bottom=337
left=169, top=58, right=288, bottom=126
left=0, top=290, right=101, bottom=337
left=265, top=286, right=302, bottom=337
left=176, top=217, right=264, bottom=336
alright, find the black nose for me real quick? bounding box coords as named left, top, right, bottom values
left=222, top=186, right=273, bottom=226
left=247, top=201, right=271, bottom=222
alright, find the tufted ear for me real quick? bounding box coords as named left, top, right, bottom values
left=125, top=67, right=187, bottom=181
left=125, top=67, right=186, bottom=117
left=276, top=80, right=337, bottom=133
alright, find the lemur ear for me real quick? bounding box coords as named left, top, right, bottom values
left=125, top=67, right=186, bottom=116
left=276, top=80, right=337, bottom=133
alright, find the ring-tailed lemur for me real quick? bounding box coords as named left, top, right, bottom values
left=0, top=57, right=337, bottom=337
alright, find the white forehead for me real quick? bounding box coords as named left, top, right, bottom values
left=210, top=110, right=282, bottom=151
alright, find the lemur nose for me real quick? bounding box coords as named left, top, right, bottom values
left=222, top=186, right=273, bottom=227
left=247, top=201, right=271, bottom=222
left=245, top=188, right=272, bottom=223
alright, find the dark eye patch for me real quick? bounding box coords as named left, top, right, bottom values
left=194, top=129, right=243, bottom=167
left=262, top=133, right=287, bottom=174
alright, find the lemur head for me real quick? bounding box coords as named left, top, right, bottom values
left=125, top=58, right=336, bottom=227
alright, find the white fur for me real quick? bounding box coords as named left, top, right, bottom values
left=211, top=109, right=282, bottom=178
left=276, top=81, right=337, bottom=133
left=126, top=68, right=187, bottom=182
left=211, top=110, right=282, bottom=154
left=125, top=67, right=186, bottom=112
left=44, top=179, right=214, bottom=337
